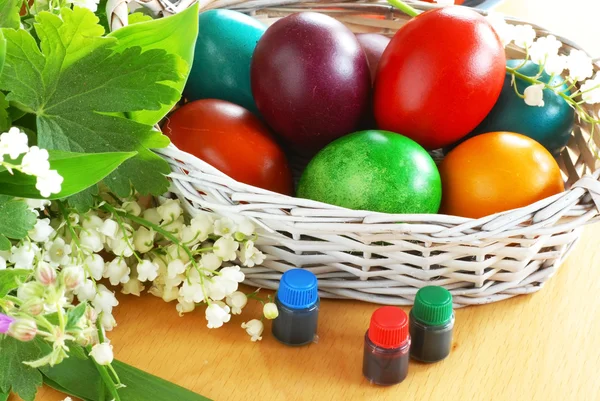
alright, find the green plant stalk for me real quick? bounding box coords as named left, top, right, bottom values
left=387, top=0, right=420, bottom=17
left=89, top=319, right=122, bottom=401
left=99, top=203, right=211, bottom=299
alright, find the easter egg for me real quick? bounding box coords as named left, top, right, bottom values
left=356, top=33, right=391, bottom=84
left=374, top=7, right=505, bottom=150
left=297, top=130, right=442, bottom=214
left=251, top=12, right=371, bottom=151
left=439, top=132, right=564, bottom=218
left=184, top=10, right=266, bottom=114
left=470, top=60, right=575, bottom=155
left=163, top=99, right=293, bottom=195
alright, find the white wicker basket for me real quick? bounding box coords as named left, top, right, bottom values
left=113, top=0, right=600, bottom=306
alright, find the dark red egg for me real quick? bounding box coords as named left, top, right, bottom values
left=356, top=33, right=391, bottom=84
left=163, top=99, right=294, bottom=195
left=251, top=12, right=371, bottom=151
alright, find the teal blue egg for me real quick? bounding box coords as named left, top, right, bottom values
left=184, top=10, right=265, bottom=114
left=470, top=60, right=575, bottom=155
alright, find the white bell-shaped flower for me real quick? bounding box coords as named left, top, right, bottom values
left=241, top=319, right=264, bottom=342
left=205, top=303, right=231, bottom=329
left=90, top=342, right=114, bottom=365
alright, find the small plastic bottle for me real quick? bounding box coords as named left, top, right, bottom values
left=409, top=286, right=455, bottom=363
left=272, top=269, right=319, bottom=346
left=362, top=306, right=410, bottom=386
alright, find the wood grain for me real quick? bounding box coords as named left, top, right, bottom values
left=14, top=1, right=600, bottom=400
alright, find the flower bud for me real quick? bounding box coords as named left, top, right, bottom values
left=263, top=302, right=279, bottom=320
left=142, top=208, right=162, bottom=225
left=123, top=201, right=142, bottom=217
left=82, top=213, right=104, bottom=230
left=80, top=230, right=104, bottom=253
left=133, top=226, right=155, bottom=253
left=100, top=313, right=117, bottom=331
left=98, top=219, right=119, bottom=239
left=8, top=318, right=37, bottom=341
left=62, top=265, right=85, bottom=290
left=35, top=261, right=57, bottom=286
left=17, top=281, right=45, bottom=302
left=157, top=199, right=182, bottom=222
left=21, top=299, right=45, bottom=316
left=89, top=342, right=114, bottom=365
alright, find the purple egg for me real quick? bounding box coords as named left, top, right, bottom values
left=356, top=33, right=391, bottom=84
left=251, top=12, right=371, bottom=151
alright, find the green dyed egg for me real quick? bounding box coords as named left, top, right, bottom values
left=471, top=60, right=575, bottom=155
left=297, top=130, right=442, bottom=214
left=184, top=10, right=265, bottom=114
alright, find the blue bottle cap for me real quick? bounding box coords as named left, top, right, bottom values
left=277, top=269, right=318, bottom=309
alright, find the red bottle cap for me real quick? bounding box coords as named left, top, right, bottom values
left=368, top=306, right=409, bottom=349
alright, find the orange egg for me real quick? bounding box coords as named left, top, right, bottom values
left=439, top=132, right=564, bottom=218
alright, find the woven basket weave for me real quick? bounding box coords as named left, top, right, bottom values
left=113, top=0, right=600, bottom=307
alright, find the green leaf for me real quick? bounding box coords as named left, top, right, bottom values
left=128, top=12, right=153, bottom=25
left=42, top=355, right=212, bottom=401
left=0, top=388, right=8, bottom=401
left=66, top=303, right=86, bottom=331
left=0, top=336, right=44, bottom=401
left=0, top=7, right=177, bottom=207
left=0, top=197, right=36, bottom=240
left=0, top=0, right=21, bottom=29
left=109, top=3, right=199, bottom=125
left=0, top=150, right=136, bottom=200
left=43, top=376, right=94, bottom=401
left=0, top=92, right=9, bottom=133
left=0, top=269, right=31, bottom=297
left=0, top=235, right=10, bottom=251
left=66, top=342, right=88, bottom=360
left=0, top=30, right=6, bottom=79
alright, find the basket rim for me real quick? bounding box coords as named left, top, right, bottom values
left=150, top=0, right=600, bottom=234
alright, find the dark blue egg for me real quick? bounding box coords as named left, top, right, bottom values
left=184, top=10, right=265, bottom=114
left=469, top=60, right=575, bottom=155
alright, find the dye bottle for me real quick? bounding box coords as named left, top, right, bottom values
left=362, top=306, right=410, bottom=386
left=272, top=269, right=319, bottom=346
left=409, top=286, right=455, bottom=363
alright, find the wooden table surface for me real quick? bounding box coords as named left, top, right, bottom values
left=21, top=0, right=600, bottom=400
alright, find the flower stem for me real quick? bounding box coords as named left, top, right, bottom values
left=387, top=0, right=420, bottom=17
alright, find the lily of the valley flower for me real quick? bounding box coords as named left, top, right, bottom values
left=524, top=83, right=545, bottom=107
left=214, top=237, right=239, bottom=261
left=205, top=303, right=231, bottom=329
left=29, top=218, right=54, bottom=243
left=241, top=319, right=264, bottom=342
left=566, top=49, right=594, bottom=82
left=84, top=254, right=104, bottom=281
left=226, top=291, right=248, bottom=315
left=133, top=226, right=155, bottom=253
left=580, top=74, right=600, bottom=104
left=35, top=261, right=57, bottom=286
left=104, top=258, right=131, bottom=286
left=93, top=284, right=119, bottom=314
left=157, top=199, right=182, bottom=222
left=528, top=35, right=562, bottom=66
left=62, top=265, right=85, bottom=290
left=0, top=127, right=29, bottom=159
left=137, top=259, right=159, bottom=282
left=89, top=342, right=114, bottom=365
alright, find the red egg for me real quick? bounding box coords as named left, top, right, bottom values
left=163, top=99, right=293, bottom=195
left=251, top=12, right=371, bottom=151
left=374, top=7, right=506, bottom=150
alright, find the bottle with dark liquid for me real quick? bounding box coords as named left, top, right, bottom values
left=362, top=306, right=410, bottom=386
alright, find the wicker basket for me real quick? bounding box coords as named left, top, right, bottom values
left=112, top=0, right=600, bottom=307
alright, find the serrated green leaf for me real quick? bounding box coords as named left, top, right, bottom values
left=0, top=336, right=44, bottom=401
left=0, top=150, right=137, bottom=200
left=0, top=0, right=21, bottom=29
left=109, top=3, right=199, bottom=125
left=66, top=303, right=86, bottom=330
left=0, top=92, right=9, bottom=133
left=0, top=7, right=177, bottom=208
left=0, top=269, right=31, bottom=297
left=0, top=234, right=10, bottom=251
left=0, top=30, right=6, bottom=79
left=0, top=197, right=36, bottom=240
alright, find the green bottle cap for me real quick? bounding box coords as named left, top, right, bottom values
left=412, top=286, right=453, bottom=326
